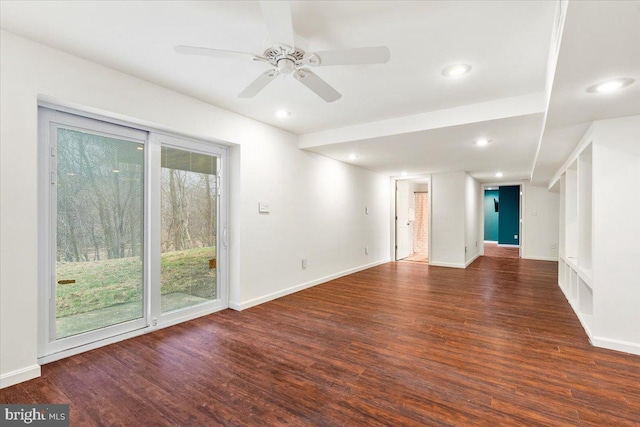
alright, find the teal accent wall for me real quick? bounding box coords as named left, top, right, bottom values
left=498, top=185, right=520, bottom=245
left=484, top=190, right=499, bottom=241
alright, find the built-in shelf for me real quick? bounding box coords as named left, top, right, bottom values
left=577, top=312, right=593, bottom=337
left=552, top=116, right=640, bottom=356
left=564, top=256, right=578, bottom=270
left=578, top=144, right=593, bottom=273
left=578, top=267, right=593, bottom=287
left=564, top=165, right=578, bottom=259
left=578, top=277, right=593, bottom=314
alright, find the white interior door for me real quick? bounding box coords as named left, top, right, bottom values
left=396, top=180, right=411, bottom=260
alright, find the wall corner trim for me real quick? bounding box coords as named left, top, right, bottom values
left=464, top=253, right=481, bottom=267
left=232, top=259, right=391, bottom=311
left=0, top=365, right=41, bottom=389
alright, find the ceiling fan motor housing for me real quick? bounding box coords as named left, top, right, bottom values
left=265, top=46, right=306, bottom=74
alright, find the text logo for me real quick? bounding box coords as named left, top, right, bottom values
left=1, top=405, right=69, bottom=426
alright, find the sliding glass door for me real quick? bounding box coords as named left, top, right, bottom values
left=39, top=108, right=228, bottom=361
left=55, top=128, right=145, bottom=339
left=160, top=146, right=219, bottom=314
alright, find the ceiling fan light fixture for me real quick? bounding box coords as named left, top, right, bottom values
left=476, top=138, right=490, bottom=146
left=175, top=1, right=389, bottom=102
left=495, top=172, right=503, bottom=178
left=275, top=109, right=291, bottom=119
left=442, top=63, right=472, bottom=77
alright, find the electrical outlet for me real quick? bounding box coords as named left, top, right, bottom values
left=475, top=241, right=478, bottom=247
left=302, top=258, right=307, bottom=269
left=365, top=206, right=369, bottom=215
left=551, top=243, right=557, bottom=249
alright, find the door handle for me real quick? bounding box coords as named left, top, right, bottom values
left=57, top=279, right=76, bottom=285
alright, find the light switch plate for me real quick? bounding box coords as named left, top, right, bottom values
left=258, top=202, right=270, bottom=214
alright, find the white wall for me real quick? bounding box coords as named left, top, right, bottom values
left=0, top=31, right=390, bottom=388
left=522, top=183, right=559, bottom=261
left=591, top=116, right=640, bottom=349
left=465, top=174, right=481, bottom=264
left=237, top=146, right=390, bottom=308
left=430, top=172, right=466, bottom=268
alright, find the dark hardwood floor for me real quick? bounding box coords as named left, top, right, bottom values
left=2, top=258, right=640, bottom=426
left=483, top=242, right=520, bottom=258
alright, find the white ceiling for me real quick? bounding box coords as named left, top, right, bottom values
left=6, top=0, right=629, bottom=186
left=532, top=1, right=640, bottom=186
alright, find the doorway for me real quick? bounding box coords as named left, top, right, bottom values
left=395, top=179, right=429, bottom=263
left=483, top=184, right=521, bottom=258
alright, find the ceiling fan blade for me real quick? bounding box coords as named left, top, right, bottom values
left=260, top=1, right=295, bottom=48
left=175, top=45, right=259, bottom=61
left=294, top=69, right=342, bottom=103
left=238, top=69, right=280, bottom=98
left=305, top=46, right=391, bottom=66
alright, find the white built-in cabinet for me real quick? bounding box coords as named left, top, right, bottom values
left=555, top=116, right=640, bottom=355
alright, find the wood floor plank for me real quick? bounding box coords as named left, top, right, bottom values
left=2, top=257, right=640, bottom=426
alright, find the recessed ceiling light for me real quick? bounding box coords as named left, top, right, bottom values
left=495, top=172, right=503, bottom=178
left=401, top=171, right=408, bottom=177
left=442, top=63, right=472, bottom=77
left=476, top=138, right=489, bottom=146
left=348, top=153, right=359, bottom=160
left=275, top=109, right=291, bottom=119
left=586, top=78, right=634, bottom=94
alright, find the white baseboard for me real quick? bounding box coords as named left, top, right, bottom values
left=523, top=255, right=558, bottom=262
left=497, top=244, right=520, bottom=248
left=465, top=253, right=480, bottom=267
left=484, top=240, right=498, bottom=243
left=557, top=281, right=640, bottom=357
left=230, top=259, right=390, bottom=311
left=591, top=336, right=640, bottom=356
left=428, top=261, right=466, bottom=269
left=0, top=365, right=41, bottom=389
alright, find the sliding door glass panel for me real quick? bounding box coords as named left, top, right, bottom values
left=55, top=128, right=144, bottom=339
left=161, top=147, right=218, bottom=313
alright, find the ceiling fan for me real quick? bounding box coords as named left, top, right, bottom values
left=174, top=1, right=390, bottom=102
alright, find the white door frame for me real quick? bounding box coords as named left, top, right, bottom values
left=479, top=181, right=525, bottom=257
left=391, top=176, right=432, bottom=261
